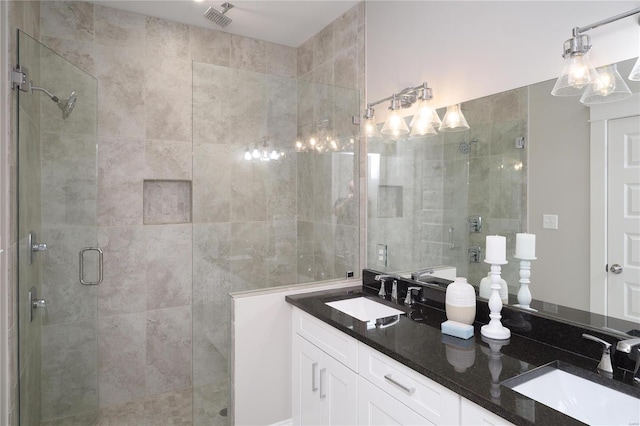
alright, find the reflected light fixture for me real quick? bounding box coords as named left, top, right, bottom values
left=410, top=84, right=441, bottom=137
left=580, top=63, right=632, bottom=105
left=360, top=106, right=379, bottom=139
left=439, top=104, right=470, bottom=132
left=629, top=57, right=640, bottom=81
left=244, top=138, right=284, bottom=162
left=552, top=7, right=640, bottom=98
left=380, top=94, right=410, bottom=137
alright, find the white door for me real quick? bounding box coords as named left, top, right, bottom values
left=607, top=115, right=640, bottom=323
left=321, top=353, right=358, bottom=426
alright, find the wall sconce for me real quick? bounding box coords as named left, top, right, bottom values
left=360, top=82, right=468, bottom=140
left=552, top=7, right=640, bottom=100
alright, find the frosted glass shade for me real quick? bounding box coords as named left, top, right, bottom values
left=360, top=116, right=379, bottom=139
left=628, top=57, right=640, bottom=81
left=409, top=99, right=442, bottom=127
left=438, top=104, right=469, bottom=132
left=410, top=120, right=438, bottom=137
left=551, top=53, right=598, bottom=96
left=580, top=64, right=632, bottom=105
left=380, top=109, right=409, bottom=137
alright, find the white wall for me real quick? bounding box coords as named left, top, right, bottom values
left=366, top=1, right=640, bottom=119
left=231, top=279, right=357, bottom=425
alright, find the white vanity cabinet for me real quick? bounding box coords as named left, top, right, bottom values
left=292, top=307, right=514, bottom=426
left=460, top=397, right=516, bottom=426
left=293, top=309, right=359, bottom=425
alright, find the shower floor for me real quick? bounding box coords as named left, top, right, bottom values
left=40, top=379, right=229, bottom=426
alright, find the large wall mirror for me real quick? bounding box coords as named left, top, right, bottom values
left=366, top=57, right=640, bottom=333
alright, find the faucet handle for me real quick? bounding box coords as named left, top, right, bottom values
left=404, top=287, right=421, bottom=306
left=582, top=334, right=614, bottom=375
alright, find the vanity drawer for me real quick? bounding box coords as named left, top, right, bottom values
left=293, top=308, right=359, bottom=371
left=358, top=343, right=460, bottom=424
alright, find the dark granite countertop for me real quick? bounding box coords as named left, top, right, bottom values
left=286, top=281, right=640, bottom=426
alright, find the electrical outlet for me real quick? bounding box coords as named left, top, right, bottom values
left=376, top=244, right=387, bottom=267
left=543, top=214, right=558, bottom=230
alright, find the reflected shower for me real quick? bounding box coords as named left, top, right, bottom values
left=31, top=86, right=77, bottom=119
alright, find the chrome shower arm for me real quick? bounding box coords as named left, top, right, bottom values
left=30, top=85, right=59, bottom=102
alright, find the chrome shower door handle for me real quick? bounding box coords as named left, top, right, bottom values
left=79, top=247, right=103, bottom=285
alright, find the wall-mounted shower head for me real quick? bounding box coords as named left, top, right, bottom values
left=204, top=2, right=234, bottom=28
left=30, top=85, right=77, bottom=119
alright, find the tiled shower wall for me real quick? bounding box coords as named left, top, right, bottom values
left=367, top=87, right=527, bottom=291
left=13, top=1, right=364, bottom=422
left=296, top=3, right=365, bottom=282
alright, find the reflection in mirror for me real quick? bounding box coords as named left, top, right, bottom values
left=366, top=57, right=640, bottom=332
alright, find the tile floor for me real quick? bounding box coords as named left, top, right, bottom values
left=40, top=379, right=229, bottom=426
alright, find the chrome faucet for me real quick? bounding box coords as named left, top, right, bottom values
left=582, top=334, right=614, bottom=376
left=410, top=268, right=435, bottom=281
left=404, top=287, right=421, bottom=306
left=616, top=338, right=640, bottom=383
left=374, top=274, right=400, bottom=298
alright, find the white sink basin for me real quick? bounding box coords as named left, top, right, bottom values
left=325, top=297, right=404, bottom=322
left=506, top=365, right=640, bottom=425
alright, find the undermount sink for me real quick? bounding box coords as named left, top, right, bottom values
left=325, top=297, right=404, bottom=322
left=503, top=361, right=640, bottom=425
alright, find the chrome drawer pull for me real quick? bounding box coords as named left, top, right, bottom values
left=384, top=374, right=416, bottom=395
left=311, top=362, right=318, bottom=392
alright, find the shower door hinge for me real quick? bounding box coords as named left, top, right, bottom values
left=515, top=136, right=525, bottom=149
left=11, top=64, right=30, bottom=92
left=352, top=115, right=361, bottom=125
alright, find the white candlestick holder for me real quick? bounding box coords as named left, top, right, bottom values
left=514, top=256, right=538, bottom=311
left=481, top=261, right=511, bottom=340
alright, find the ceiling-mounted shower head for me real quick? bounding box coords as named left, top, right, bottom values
left=204, top=2, right=234, bottom=28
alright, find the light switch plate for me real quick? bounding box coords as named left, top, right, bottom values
left=543, top=214, right=559, bottom=230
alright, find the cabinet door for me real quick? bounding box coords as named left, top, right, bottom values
left=293, top=335, right=323, bottom=425
left=357, top=377, right=433, bottom=425
left=321, top=352, right=358, bottom=426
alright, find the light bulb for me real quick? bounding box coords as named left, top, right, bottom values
left=593, top=71, right=613, bottom=96
left=251, top=148, right=260, bottom=159
left=309, top=137, right=317, bottom=147
left=295, top=140, right=304, bottom=151
left=567, top=54, right=593, bottom=89
left=244, top=150, right=252, bottom=161
left=439, top=104, right=469, bottom=132
left=269, top=150, right=279, bottom=160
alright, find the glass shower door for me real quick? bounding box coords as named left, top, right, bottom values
left=17, top=30, right=99, bottom=425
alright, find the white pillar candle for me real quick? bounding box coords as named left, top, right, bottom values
left=485, top=235, right=506, bottom=263
left=515, top=233, right=536, bottom=259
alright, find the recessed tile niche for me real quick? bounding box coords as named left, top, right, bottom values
left=143, top=180, right=192, bottom=225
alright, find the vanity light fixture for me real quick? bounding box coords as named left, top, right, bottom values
left=552, top=7, right=640, bottom=97
left=244, top=138, right=284, bottom=162
left=360, top=82, right=467, bottom=140
left=580, top=64, right=632, bottom=105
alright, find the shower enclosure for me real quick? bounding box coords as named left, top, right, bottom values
left=16, top=29, right=360, bottom=426
left=16, top=30, right=99, bottom=425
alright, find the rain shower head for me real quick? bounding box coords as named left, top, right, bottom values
left=204, top=2, right=234, bottom=28
left=30, top=85, right=77, bottom=119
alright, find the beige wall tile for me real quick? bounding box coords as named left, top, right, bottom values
left=144, top=139, right=192, bottom=181
left=145, top=56, right=192, bottom=142
left=230, top=150, right=268, bottom=222
left=98, top=313, right=146, bottom=407
left=40, top=35, right=95, bottom=76
left=312, top=25, right=333, bottom=68
left=40, top=1, right=94, bottom=42
left=145, top=224, right=192, bottom=310
left=146, top=306, right=192, bottom=395
left=192, top=143, right=230, bottom=223
left=190, top=25, right=230, bottom=66
left=192, top=62, right=230, bottom=144
left=230, top=34, right=266, bottom=73
left=266, top=42, right=296, bottom=78
left=297, top=38, right=313, bottom=77
left=95, top=4, right=145, bottom=49
left=333, top=3, right=358, bottom=57
left=145, top=16, right=190, bottom=60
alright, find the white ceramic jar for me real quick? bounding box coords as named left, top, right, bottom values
left=445, top=277, right=476, bottom=325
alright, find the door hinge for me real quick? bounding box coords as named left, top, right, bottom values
left=11, top=64, right=30, bottom=92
